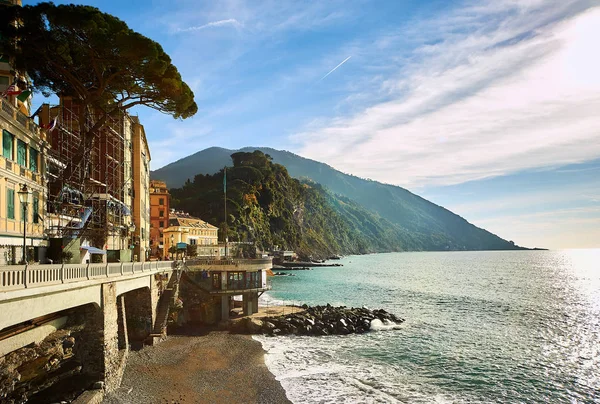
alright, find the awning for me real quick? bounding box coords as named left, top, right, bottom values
left=81, top=246, right=107, bottom=255
left=176, top=242, right=187, bottom=249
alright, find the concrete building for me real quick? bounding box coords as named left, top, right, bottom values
left=185, top=257, right=272, bottom=323
left=0, top=40, right=48, bottom=265
left=163, top=210, right=219, bottom=259
left=149, top=180, right=169, bottom=259
left=130, top=117, right=150, bottom=262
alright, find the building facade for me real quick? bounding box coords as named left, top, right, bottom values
left=163, top=210, right=219, bottom=259
left=41, top=98, right=135, bottom=264
left=131, top=116, right=150, bottom=262
left=0, top=55, right=48, bottom=264
left=149, top=180, right=169, bottom=259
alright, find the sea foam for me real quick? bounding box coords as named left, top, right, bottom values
left=369, top=318, right=403, bottom=331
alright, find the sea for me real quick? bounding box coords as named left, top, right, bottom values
left=254, top=250, right=600, bottom=403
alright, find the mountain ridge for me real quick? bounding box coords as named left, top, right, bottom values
left=153, top=147, right=526, bottom=251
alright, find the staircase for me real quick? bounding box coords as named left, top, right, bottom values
left=148, top=270, right=180, bottom=344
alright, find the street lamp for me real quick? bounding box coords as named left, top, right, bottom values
left=17, top=184, right=31, bottom=264
left=129, top=223, right=136, bottom=262
left=170, top=234, right=174, bottom=260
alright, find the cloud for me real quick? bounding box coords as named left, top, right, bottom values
left=292, top=1, right=600, bottom=188
left=176, top=19, right=242, bottom=33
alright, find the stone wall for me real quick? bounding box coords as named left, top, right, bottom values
left=0, top=272, right=175, bottom=400
left=124, top=288, right=152, bottom=342
left=0, top=305, right=99, bottom=403
left=101, top=282, right=128, bottom=393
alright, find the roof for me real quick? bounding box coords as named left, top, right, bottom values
left=169, top=211, right=218, bottom=229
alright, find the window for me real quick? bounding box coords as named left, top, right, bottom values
left=0, top=56, right=8, bottom=64
left=159, top=210, right=164, bottom=217
left=7, top=188, right=14, bottom=219
left=159, top=220, right=164, bottom=228
left=227, top=272, right=245, bottom=290
left=33, top=195, right=39, bottom=223
left=3, top=130, right=13, bottom=160
left=190, top=239, right=197, bottom=245
left=159, top=198, right=164, bottom=205
left=17, top=139, right=26, bottom=166
left=246, top=272, right=259, bottom=289
left=212, top=273, right=221, bottom=290
left=29, top=148, right=38, bottom=172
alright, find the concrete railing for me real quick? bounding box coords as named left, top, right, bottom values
left=0, top=96, right=40, bottom=135
left=186, top=258, right=272, bottom=267
left=0, top=261, right=176, bottom=292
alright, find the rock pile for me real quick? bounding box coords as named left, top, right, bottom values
left=234, top=304, right=404, bottom=336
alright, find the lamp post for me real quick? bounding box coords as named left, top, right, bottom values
left=129, top=223, right=136, bottom=262
left=170, top=234, right=174, bottom=260
left=17, top=184, right=31, bottom=264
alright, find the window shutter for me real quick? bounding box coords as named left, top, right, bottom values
left=33, top=196, right=39, bottom=223
left=17, top=139, right=26, bottom=166
left=29, top=148, right=38, bottom=172
left=7, top=189, right=14, bottom=219
left=3, top=130, right=13, bottom=159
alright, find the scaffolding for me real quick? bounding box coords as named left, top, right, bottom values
left=42, top=98, right=134, bottom=252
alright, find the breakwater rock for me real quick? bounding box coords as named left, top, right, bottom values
left=233, top=304, right=404, bottom=336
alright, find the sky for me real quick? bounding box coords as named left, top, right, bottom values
left=24, top=0, right=600, bottom=250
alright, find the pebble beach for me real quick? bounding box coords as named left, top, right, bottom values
left=103, top=330, right=290, bottom=404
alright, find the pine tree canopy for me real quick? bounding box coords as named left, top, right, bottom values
left=0, top=2, right=197, bottom=120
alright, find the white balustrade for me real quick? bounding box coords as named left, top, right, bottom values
left=0, top=261, right=176, bottom=293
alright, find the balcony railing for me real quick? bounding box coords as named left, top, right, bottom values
left=16, top=111, right=27, bottom=126
left=0, top=260, right=176, bottom=292
left=186, top=258, right=272, bottom=267
left=1, top=98, right=13, bottom=116
left=189, top=269, right=271, bottom=294
left=0, top=156, right=43, bottom=186
left=0, top=97, right=40, bottom=136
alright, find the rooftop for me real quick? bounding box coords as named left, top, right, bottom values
left=169, top=210, right=218, bottom=229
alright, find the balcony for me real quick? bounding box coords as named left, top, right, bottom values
left=0, top=156, right=43, bottom=186
left=189, top=270, right=271, bottom=295
left=185, top=258, right=273, bottom=295
left=0, top=97, right=40, bottom=136
left=185, top=258, right=273, bottom=272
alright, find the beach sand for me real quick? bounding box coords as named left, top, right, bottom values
left=103, top=330, right=290, bottom=404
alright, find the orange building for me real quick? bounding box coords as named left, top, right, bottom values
left=149, top=180, right=169, bottom=258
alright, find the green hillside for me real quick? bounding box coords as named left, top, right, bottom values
left=169, top=151, right=383, bottom=258
left=156, top=147, right=526, bottom=251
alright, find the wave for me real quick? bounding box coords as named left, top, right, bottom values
left=369, top=318, right=403, bottom=331
left=254, top=334, right=464, bottom=404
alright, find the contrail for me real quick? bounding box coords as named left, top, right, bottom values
left=320, top=56, right=352, bottom=81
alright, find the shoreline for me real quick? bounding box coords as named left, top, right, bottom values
left=103, top=329, right=291, bottom=404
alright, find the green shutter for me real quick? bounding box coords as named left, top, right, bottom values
left=29, top=148, right=38, bottom=172
left=7, top=188, right=14, bottom=220
left=33, top=196, right=39, bottom=224
left=2, top=130, right=13, bottom=159
left=17, top=139, right=26, bottom=166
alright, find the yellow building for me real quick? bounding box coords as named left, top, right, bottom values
left=163, top=210, right=219, bottom=259
left=0, top=63, right=48, bottom=264
left=131, top=116, right=151, bottom=262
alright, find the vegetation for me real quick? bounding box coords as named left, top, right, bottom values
left=170, top=151, right=375, bottom=259
left=156, top=147, right=527, bottom=251
left=0, top=2, right=197, bottom=169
